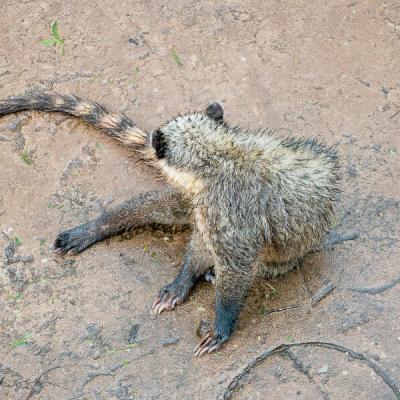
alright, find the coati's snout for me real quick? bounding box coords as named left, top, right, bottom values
left=151, top=129, right=168, bottom=159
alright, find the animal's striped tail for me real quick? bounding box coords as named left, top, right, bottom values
left=0, top=92, right=150, bottom=154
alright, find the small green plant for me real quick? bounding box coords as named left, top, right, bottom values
left=11, top=333, right=31, bottom=348
left=7, top=292, right=22, bottom=301
left=286, top=335, right=294, bottom=342
left=47, top=201, right=63, bottom=210
left=40, top=21, right=65, bottom=55
left=21, top=149, right=33, bottom=166
left=13, top=292, right=22, bottom=300
left=40, top=239, right=46, bottom=246
left=171, top=49, right=183, bottom=66
left=14, top=236, right=22, bottom=246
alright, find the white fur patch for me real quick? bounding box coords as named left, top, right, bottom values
left=160, top=161, right=203, bottom=195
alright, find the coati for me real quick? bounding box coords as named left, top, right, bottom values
left=0, top=92, right=341, bottom=356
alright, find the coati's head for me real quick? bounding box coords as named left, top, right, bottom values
left=150, top=101, right=225, bottom=166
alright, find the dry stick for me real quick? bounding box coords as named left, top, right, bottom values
left=350, top=275, right=400, bottom=295
left=26, top=365, right=66, bottom=399
left=311, top=281, right=336, bottom=307
left=262, top=304, right=300, bottom=315
left=220, top=341, right=400, bottom=400
left=319, top=232, right=359, bottom=251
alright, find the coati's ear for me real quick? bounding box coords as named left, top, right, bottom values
left=206, top=101, right=224, bottom=122
left=151, top=129, right=167, bottom=159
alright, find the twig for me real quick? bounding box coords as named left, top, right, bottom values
left=390, top=109, right=399, bottom=119
left=350, top=275, right=400, bottom=295
left=220, top=341, right=400, bottom=400
left=311, top=281, right=336, bottom=306
left=262, top=304, right=300, bottom=315
left=320, top=232, right=359, bottom=250
left=26, top=365, right=65, bottom=399
left=306, top=232, right=359, bottom=257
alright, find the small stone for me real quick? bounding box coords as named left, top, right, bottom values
left=317, top=365, right=329, bottom=374
left=128, top=37, right=139, bottom=46
left=21, top=255, right=34, bottom=264
left=346, top=164, right=358, bottom=177
left=161, top=336, right=180, bottom=346
left=372, top=144, right=381, bottom=152
left=127, top=324, right=139, bottom=344
left=4, top=241, right=16, bottom=263
left=7, top=120, right=20, bottom=131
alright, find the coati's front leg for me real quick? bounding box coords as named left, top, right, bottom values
left=194, top=216, right=262, bottom=356
left=194, top=262, right=254, bottom=356
left=54, top=188, right=189, bottom=255
left=153, top=231, right=212, bottom=314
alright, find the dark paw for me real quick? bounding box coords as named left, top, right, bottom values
left=53, top=224, right=98, bottom=255
left=153, top=281, right=192, bottom=315
left=194, top=330, right=228, bottom=357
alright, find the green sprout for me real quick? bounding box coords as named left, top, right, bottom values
left=11, top=333, right=31, bottom=348
left=40, top=21, right=65, bottom=55
left=171, top=49, right=183, bottom=66
left=21, top=149, right=33, bottom=166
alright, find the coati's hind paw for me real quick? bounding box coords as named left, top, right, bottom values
left=194, top=330, right=228, bottom=357
left=53, top=224, right=100, bottom=255
left=153, top=280, right=193, bottom=315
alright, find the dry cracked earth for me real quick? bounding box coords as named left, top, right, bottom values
left=0, top=1, right=400, bottom=399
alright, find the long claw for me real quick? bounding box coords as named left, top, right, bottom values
left=152, top=297, right=161, bottom=308
left=207, top=344, right=220, bottom=353
left=197, top=345, right=210, bottom=357
left=195, top=337, right=213, bottom=357
left=194, top=332, right=211, bottom=352
left=157, top=303, right=169, bottom=314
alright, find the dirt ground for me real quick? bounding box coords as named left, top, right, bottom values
left=1, top=1, right=399, bottom=399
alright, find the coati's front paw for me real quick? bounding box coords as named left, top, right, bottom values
left=153, top=280, right=192, bottom=315
left=194, top=330, right=229, bottom=357
left=53, top=224, right=99, bottom=255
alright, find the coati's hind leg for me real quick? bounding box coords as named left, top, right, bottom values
left=54, top=188, right=189, bottom=255
left=153, top=231, right=212, bottom=314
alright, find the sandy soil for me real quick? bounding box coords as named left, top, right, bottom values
left=0, top=1, right=399, bottom=399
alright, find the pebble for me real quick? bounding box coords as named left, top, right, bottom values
left=127, top=324, right=139, bottom=344
left=317, top=365, right=329, bottom=374
left=161, top=336, right=180, bottom=346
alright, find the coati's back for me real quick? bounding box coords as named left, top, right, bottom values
left=154, top=111, right=340, bottom=258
